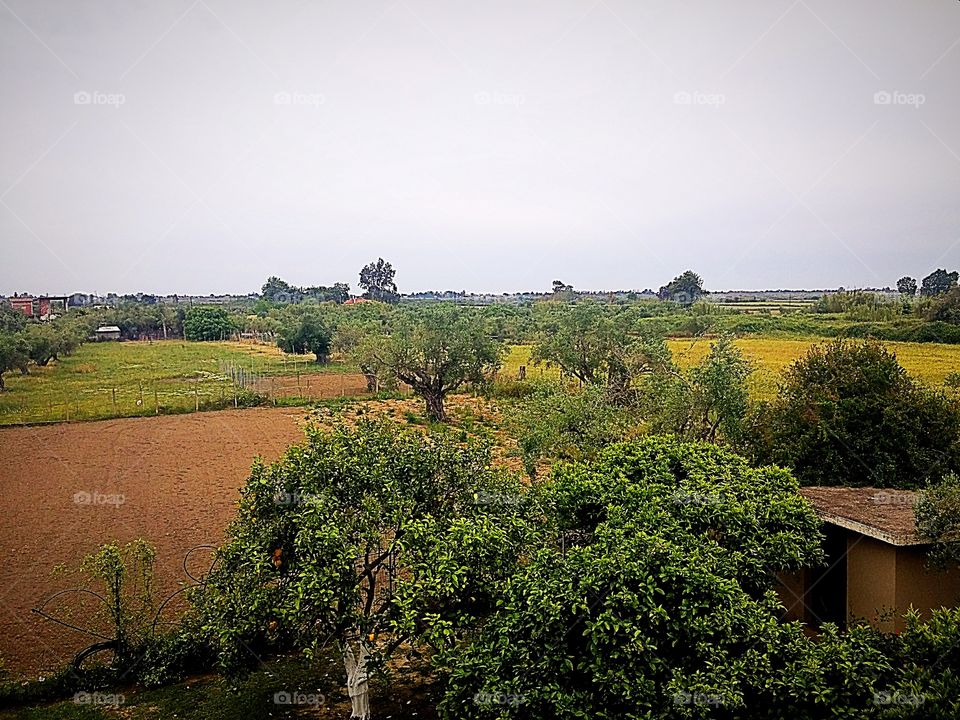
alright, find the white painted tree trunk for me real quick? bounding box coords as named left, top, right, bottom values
left=342, top=641, right=371, bottom=719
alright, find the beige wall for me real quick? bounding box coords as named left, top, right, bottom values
left=893, top=546, right=960, bottom=632
left=846, top=535, right=897, bottom=631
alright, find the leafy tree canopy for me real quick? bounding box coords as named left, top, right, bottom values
left=920, top=268, right=959, bottom=297
left=657, top=270, right=706, bottom=304
left=748, top=340, right=960, bottom=488
left=358, top=258, right=399, bottom=303
left=183, top=307, right=235, bottom=342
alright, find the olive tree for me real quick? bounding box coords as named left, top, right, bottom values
left=531, top=302, right=667, bottom=403
left=356, top=305, right=503, bottom=421
left=0, top=332, right=30, bottom=390
left=196, top=420, right=529, bottom=719
left=916, top=474, right=960, bottom=569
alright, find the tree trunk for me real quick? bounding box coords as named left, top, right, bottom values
left=423, top=390, right=446, bottom=422
left=0, top=373, right=4, bottom=391
left=342, top=640, right=371, bottom=719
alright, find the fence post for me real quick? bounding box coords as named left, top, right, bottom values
left=112, top=388, right=117, bottom=414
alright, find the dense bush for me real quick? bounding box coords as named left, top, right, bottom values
left=183, top=307, right=235, bottom=341
left=747, top=340, right=960, bottom=488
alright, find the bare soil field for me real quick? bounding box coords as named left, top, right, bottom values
left=0, top=407, right=312, bottom=678
left=254, top=372, right=371, bottom=400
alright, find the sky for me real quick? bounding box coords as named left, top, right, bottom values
left=1, top=0, right=959, bottom=296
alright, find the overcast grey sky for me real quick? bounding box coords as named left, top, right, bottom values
left=2, top=0, right=959, bottom=295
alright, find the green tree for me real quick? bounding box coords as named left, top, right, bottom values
left=276, top=307, right=333, bottom=363
left=0, top=302, right=27, bottom=333
left=358, top=258, right=398, bottom=302
left=531, top=302, right=667, bottom=403
left=357, top=305, right=502, bottom=421
left=183, top=307, right=235, bottom=341
left=657, top=270, right=706, bottom=304
left=196, top=420, right=529, bottom=718
left=749, top=340, right=960, bottom=488
left=0, top=332, right=29, bottom=390
left=441, top=436, right=827, bottom=719
left=642, top=335, right=754, bottom=445
left=510, top=381, right=635, bottom=478
left=897, top=276, right=918, bottom=297
left=920, top=268, right=959, bottom=297
left=915, top=474, right=960, bottom=569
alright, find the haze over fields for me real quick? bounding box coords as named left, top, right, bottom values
left=2, top=0, right=959, bottom=295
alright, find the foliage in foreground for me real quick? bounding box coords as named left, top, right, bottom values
left=440, top=437, right=960, bottom=719
left=193, top=419, right=529, bottom=716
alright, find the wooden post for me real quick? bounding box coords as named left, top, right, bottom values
left=195, top=382, right=199, bottom=411
left=112, top=388, right=117, bottom=414
left=155, top=388, right=159, bottom=415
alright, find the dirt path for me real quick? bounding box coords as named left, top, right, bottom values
left=0, top=407, right=311, bottom=678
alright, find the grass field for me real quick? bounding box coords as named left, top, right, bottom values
left=503, top=338, right=960, bottom=399
left=0, top=340, right=354, bottom=425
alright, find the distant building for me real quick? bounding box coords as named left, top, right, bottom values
left=8, top=295, right=69, bottom=319
left=94, top=325, right=122, bottom=341
left=344, top=297, right=375, bottom=305
left=9, top=296, right=34, bottom=317
left=779, top=487, right=960, bottom=633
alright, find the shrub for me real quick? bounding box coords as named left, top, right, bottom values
left=749, top=340, right=960, bottom=488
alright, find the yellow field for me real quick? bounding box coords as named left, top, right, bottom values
left=503, top=339, right=960, bottom=399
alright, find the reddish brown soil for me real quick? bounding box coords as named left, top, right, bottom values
left=0, top=407, right=311, bottom=678
left=255, top=372, right=371, bottom=400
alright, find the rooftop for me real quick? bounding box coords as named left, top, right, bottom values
left=799, top=486, right=924, bottom=546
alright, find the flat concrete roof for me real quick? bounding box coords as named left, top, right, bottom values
left=799, top=486, right=925, bottom=546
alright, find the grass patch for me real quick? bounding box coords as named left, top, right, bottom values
left=0, top=341, right=356, bottom=425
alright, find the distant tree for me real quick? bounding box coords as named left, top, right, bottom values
left=657, top=270, right=705, bottom=304
left=927, top=287, right=960, bottom=325
left=0, top=303, right=27, bottom=333
left=915, top=474, right=960, bottom=569
left=748, top=340, right=960, bottom=488
left=276, top=308, right=333, bottom=363
left=0, top=333, right=30, bottom=390
left=921, top=268, right=959, bottom=297
left=261, top=276, right=300, bottom=302
left=358, top=258, right=398, bottom=303
left=183, top=307, right=235, bottom=341
left=897, top=276, right=918, bottom=297
left=551, top=280, right=574, bottom=299
left=532, top=303, right=667, bottom=403
left=356, top=305, right=502, bottom=421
